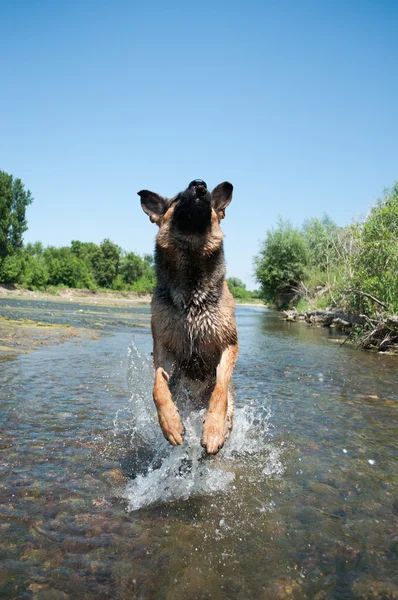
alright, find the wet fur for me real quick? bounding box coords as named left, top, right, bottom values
left=139, top=182, right=238, bottom=454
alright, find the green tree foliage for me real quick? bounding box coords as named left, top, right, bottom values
left=43, top=246, right=96, bottom=289
left=23, top=256, right=49, bottom=289
left=0, top=236, right=156, bottom=293
left=347, top=184, right=398, bottom=313
left=25, top=241, right=44, bottom=256
left=254, top=219, right=309, bottom=306
left=0, top=170, right=32, bottom=278
left=0, top=254, right=24, bottom=284
left=302, top=215, right=339, bottom=272
left=90, top=239, right=121, bottom=288
left=119, top=252, right=147, bottom=284
left=254, top=184, right=398, bottom=315
left=227, top=277, right=250, bottom=300
left=113, top=253, right=155, bottom=293
left=0, top=170, right=154, bottom=295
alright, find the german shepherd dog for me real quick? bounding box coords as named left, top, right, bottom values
left=138, top=179, right=238, bottom=455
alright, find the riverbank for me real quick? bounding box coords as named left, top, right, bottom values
left=234, top=299, right=265, bottom=307
left=284, top=307, right=398, bottom=354
left=0, top=285, right=151, bottom=307
left=0, top=285, right=264, bottom=308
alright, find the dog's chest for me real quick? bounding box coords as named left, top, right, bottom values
left=171, top=289, right=220, bottom=342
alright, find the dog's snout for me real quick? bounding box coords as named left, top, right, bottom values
left=188, top=179, right=207, bottom=196
left=172, top=179, right=211, bottom=234
left=188, top=179, right=207, bottom=189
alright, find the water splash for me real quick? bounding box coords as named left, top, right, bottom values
left=118, top=342, right=284, bottom=512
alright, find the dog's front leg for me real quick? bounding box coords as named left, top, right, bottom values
left=153, top=343, right=184, bottom=446
left=201, top=344, right=238, bottom=455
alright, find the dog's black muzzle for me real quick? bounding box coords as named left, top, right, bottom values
left=173, top=180, right=212, bottom=234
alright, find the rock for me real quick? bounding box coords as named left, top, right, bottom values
left=307, top=480, right=340, bottom=500
left=103, top=468, right=126, bottom=485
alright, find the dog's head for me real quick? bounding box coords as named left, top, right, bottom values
left=138, top=180, right=233, bottom=241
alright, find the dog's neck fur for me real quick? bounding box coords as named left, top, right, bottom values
left=155, top=242, right=226, bottom=314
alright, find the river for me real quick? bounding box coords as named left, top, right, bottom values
left=0, top=299, right=397, bottom=599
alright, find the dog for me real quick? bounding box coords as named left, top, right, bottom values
left=138, top=179, right=238, bottom=455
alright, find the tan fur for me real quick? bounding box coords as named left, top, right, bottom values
left=139, top=181, right=238, bottom=454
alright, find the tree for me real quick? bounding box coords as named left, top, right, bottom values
left=0, top=170, right=32, bottom=273
left=254, top=219, right=309, bottom=307
left=25, top=241, right=44, bottom=256
left=227, top=277, right=249, bottom=299
left=43, top=245, right=96, bottom=289
left=347, top=183, right=398, bottom=313
left=91, top=239, right=121, bottom=288
left=0, top=254, right=24, bottom=284
left=302, top=214, right=339, bottom=272
left=119, top=251, right=146, bottom=284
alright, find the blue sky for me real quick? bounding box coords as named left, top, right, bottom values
left=1, top=0, right=397, bottom=288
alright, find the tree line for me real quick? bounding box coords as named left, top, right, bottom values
left=1, top=239, right=156, bottom=293
left=3, top=168, right=397, bottom=311
left=0, top=169, right=258, bottom=299
left=254, top=182, right=398, bottom=316
left=0, top=169, right=155, bottom=293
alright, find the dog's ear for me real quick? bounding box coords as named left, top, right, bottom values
left=138, top=190, right=168, bottom=224
left=211, top=182, right=233, bottom=219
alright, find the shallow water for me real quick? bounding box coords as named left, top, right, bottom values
left=0, top=300, right=397, bottom=599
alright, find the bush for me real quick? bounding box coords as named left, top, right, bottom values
left=302, top=215, right=339, bottom=272
left=131, top=273, right=156, bottom=294
left=22, top=257, right=49, bottom=290
left=254, top=183, right=398, bottom=315
left=342, top=184, right=398, bottom=313
left=0, top=254, right=23, bottom=284
left=227, top=277, right=250, bottom=300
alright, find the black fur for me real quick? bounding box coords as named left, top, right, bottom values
left=171, top=187, right=212, bottom=235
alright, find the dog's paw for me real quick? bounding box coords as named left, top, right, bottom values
left=158, top=403, right=185, bottom=446
left=201, top=413, right=226, bottom=455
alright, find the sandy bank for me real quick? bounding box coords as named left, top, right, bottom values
left=0, top=286, right=265, bottom=309
left=0, top=285, right=151, bottom=307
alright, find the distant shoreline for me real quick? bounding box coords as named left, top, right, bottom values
left=0, top=285, right=265, bottom=309
left=0, top=285, right=151, bottom=307
left=234, top=300, right=266, bottom=308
